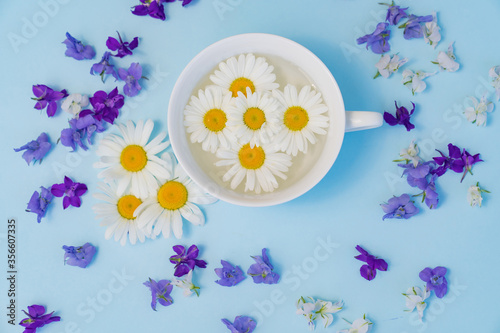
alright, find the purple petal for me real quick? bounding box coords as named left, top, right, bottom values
left=419, top=267, right=433, bottom=282
left=360, top=264, right=376, bottom=281
left=434, top=279, right=448, bottom=298
left=383, top=112, right=398, bottom=126
left=106, top=37, right=120, bottom=51
left=174, top=265, right=190, bottom=277
left=129, top=37, right=139, bottom=50
left=50, top=184, right=66, bottom=197
left=62, top=196, right=71, bottom=209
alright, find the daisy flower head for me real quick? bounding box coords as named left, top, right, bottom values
left=209, top=53, right=279, bottom=98
left=134, top=153, right=217, bottom=239
left=227, top=87, right=283, bottom=148
left=93, top=182, right=149, bottom=246
left=272, top=84, right=329, bottom=156
left=215, top=142, right=292, bottom=194
left=184, top=87, right=235, bottom=153
left=94, top=119, right=171, bottom=199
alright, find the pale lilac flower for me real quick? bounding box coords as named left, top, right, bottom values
left=433, top=42, right=460, bottom=72
left=90, top=52, right=118, bottom=83
left=356, top=22, right=391, bottom=54
left=14, top=132, right=52, bottom=165
left=375, top=54, right=408, bottom=78
left=403, top=286, right=430, bottom=321
left=26, top=186, right=53, bottom=223
left=172, top=270, right=200, bottom=297
left=118, top=63, right=143, bottom=97
left=338, top=315, right=373, bottom=333
left=399, top=14, right=433, bottom=39
left=19, top=305, right=60, bottom=333
left=381, top=193, right=419, bottom=220
left=489, top=66, right=500, bottom=101
left=422, top=174, right=439, bottom=209
left=143, top=278, right=173, bottom=311
left=383, top=2, right=408, bottom=25
left=464, top=96, right=494, bottom=126
left=62, top=32, right=95, bottom=60
left=215, top=260, right=245, bottom=287
left=247, top=248, right=280, bottom=284
left=419, top=266, right=448, bottom=298
left=423, top=12, right=441, bottom=48
left=61, top=93, right=89, bottom=117
left=221, top=316, right=256, bottom=333
left=467, top=182, right=489, bottom=207
left=402, top=69, right=435, bottom=94
left=60, top=113, right=106, bottom=151
left=62, top=242, right=96, bottom=268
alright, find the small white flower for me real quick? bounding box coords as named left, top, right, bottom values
left=489, top=66, right=500, bottom=101
left=61, top=93, right=89, bottom=117
left=296, top=297, right=318, bottom=331
left=423, top=12, right=441, bottom=48
left=464, top=96, right=494, bottom=126
left=467, top=182, right=489, bottom=207
left=315, top=299, right=343, bottom=329
left=396, top=140, right=422, bottom=167
left=338, top=315, right=373, bottom=333
left=402, top=286, right=430, bottom=321
left=375, top=54, right=408, bottom=79
left=402, top=69, right=436, bottom=95
left=433, top=42, right=460, bottom=72
left=172, top=270, right=200, bottom=297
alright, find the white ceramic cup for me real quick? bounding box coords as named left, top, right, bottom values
left=168, top=33, right=382, bottom=207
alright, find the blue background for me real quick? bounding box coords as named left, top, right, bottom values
left=1, top=0, right=499, bottom=332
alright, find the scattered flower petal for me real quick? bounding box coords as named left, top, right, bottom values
left=394, top=140, right=422, bottom=167
left=382, top=2, right=408, bottom=25
left=247, top=248, right=280, bottom=284
left=433, top=42, right=460, bottom=72
left=419, top=266, right=448, bottom=298
left=32, top=84, right=68, bottom=117
left=383, top=101, right=415, bottom=131
left=62, top=32, right=95, bottom=60
left=19, top=304, right=60, bottom=333
left=464, top=96, right=494, bottom=126
left=90, top=52, right=118, bottom=83
left=118, top=62, right=143, bottom=97
left=399, top=14, right=433, bottom=40
left=467, top=182, right=489, bottom=207
left=89, top=87, right=124, bottom=124
left=356, top=22, right=391, bottom=54
left=106, top=31, right=139, bottom=58
left=381, top=193, right=419, bottom=220
left=14, top=132, right=52, bottom=165
left=143, top=278, right=173, bottom=311
left=26, top=186, right=53, bottom=223
left=402, top=69, right=435, bottom=94
left=60, top=113, right=106, bottom=151
left=62, top=242, right=96, bottom=268
left=172, top=270, right=200, bottom=296
left=169, top=244, right=207, bottom=277
left=423, top=12, right=441, bottom=48
left=132, top=0, right=168, bottom=21
left=489, top=65, right=500, bottom=101
left=215, top=260, right=246, bottom=287
left=403, top=286, right=430, bottom=321
left=374, top=54, right=408, bottom=79
left=50, top=176, right=88, bottom=209
left=61, top=93, right=89, bottom=117
left=355, top=245, right=388, bottom=281
left=221, top=316, right=256, bottom=333
left=338, top=315, right=373, bottom=333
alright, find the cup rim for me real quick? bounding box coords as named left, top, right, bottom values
left=168, top=33, right=345, bottom=207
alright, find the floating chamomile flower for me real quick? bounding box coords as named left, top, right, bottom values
left=227, top=87, right=282, bottom=148
left=215, top=142, right=292, bottom=193
left=93, top=182, right=149, bottom=246
left=94, top=119, right=170, bottom=200
left=184, top=87, right=235, bottom=153
left=210, top=53, right=279, bottom=98
left=134, top=153, right=217, bottom=239
left=272, top=85, right=329, bottom=156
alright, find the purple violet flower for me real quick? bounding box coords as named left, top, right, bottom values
left=460, top=149, right=483, bottom=182
left=355, top=245, right=388, bottom=281
left=106, top=32, right=139, bottom=58
left=398, top=161, right=434, bottom=190
left=90, top=52, right=118, bottom=83
left=89, top=87, right=124, bottom=124
left=19, top=304, right=60, bottom=333
left=118, top=63, right=144, bottom=97
left=132, top=0, right=169, bottom=20
left=14, top=132, right=52, bottom=165
left=169, top=245, right=207, bottom=277
left=432, top=143, right=465, bottom=177
left=381, top=193, right=419, bottom=220
left=26, top=186, right=53, bottom=223
left=399, top=14, right=434, bottom=40
left=422, top=174, right=439, bottom=209
left=143, top=278, right=173, bottom=311
left=60, top=112, right=106, bottom=151
left=62, top=242, right=96, bottom=268
left=50, top=176, right=88, bottom=209
left=221, top=316, right=256, bottom=333
left=384, top=101, right=416, bottom=131
left=247, top=248, right=280, bottom=285
left=356, top=22, right=391, bottom=54
left=383, top=2, right=408, bottom=25
left=32, top=84, right=68, bottom=117
left=215, top=260, right=246, bottom=287
left=419, top=266, right=448, bottom=298
left=62, top=32, right=95, bottom=60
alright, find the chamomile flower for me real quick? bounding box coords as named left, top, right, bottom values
left=272, top=85, right=329, bottom=156
left=215, top=142, right=292, bottom=193
left=92, top=182, right=149, bottom=246
left=184, top=87, right=234, bottom=153
left=210, top=53, right=279, bottom=98
left=94, top=119, right=170, bottom=200
left=134, top=153, right=217, bottom=239
left=227, top=87, right=282, bottom=148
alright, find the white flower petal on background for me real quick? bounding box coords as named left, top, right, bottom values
left=424, top=12, right=441, bottom=48
left=467, top=182, right=489, bottom=207
left=464, top=96, right=494, bottom=126
left=397, top=140, right=422, bottom=167
left=338, top=315, right=373, bottom=333
left=61, top=93, right=89, bottom=117
left=315, top=299, right=343, bottom=329
left=296, top=297, right=318, bottom=331
left=172, top=270, right=200, bottom=297
left=433, top=42, right=460, bottom=72
left=489, top=65, right=500, bottom=101
left=402, top=69, right=436, bottom=94
left=402, top=286, right=430, bottom=321
left=375, top=54, right=408, bottom=78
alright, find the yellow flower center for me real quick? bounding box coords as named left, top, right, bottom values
left=238, top=144, right=265, bottom=170
left=283, top=106, right=309, bottom=131
left=120, top=145, right=148, bottom=172
left=243, top=107, right=266, bottom=130
left=229, top=77, right=255, bottom=97
left=117, top=195, right=142, bottom=220
left=203, top=108, right=227, bottom=132
left=157, top=181, right=188, bottom=210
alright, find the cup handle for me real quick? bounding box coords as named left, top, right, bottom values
left=345, top=111, right=383, bottom=132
